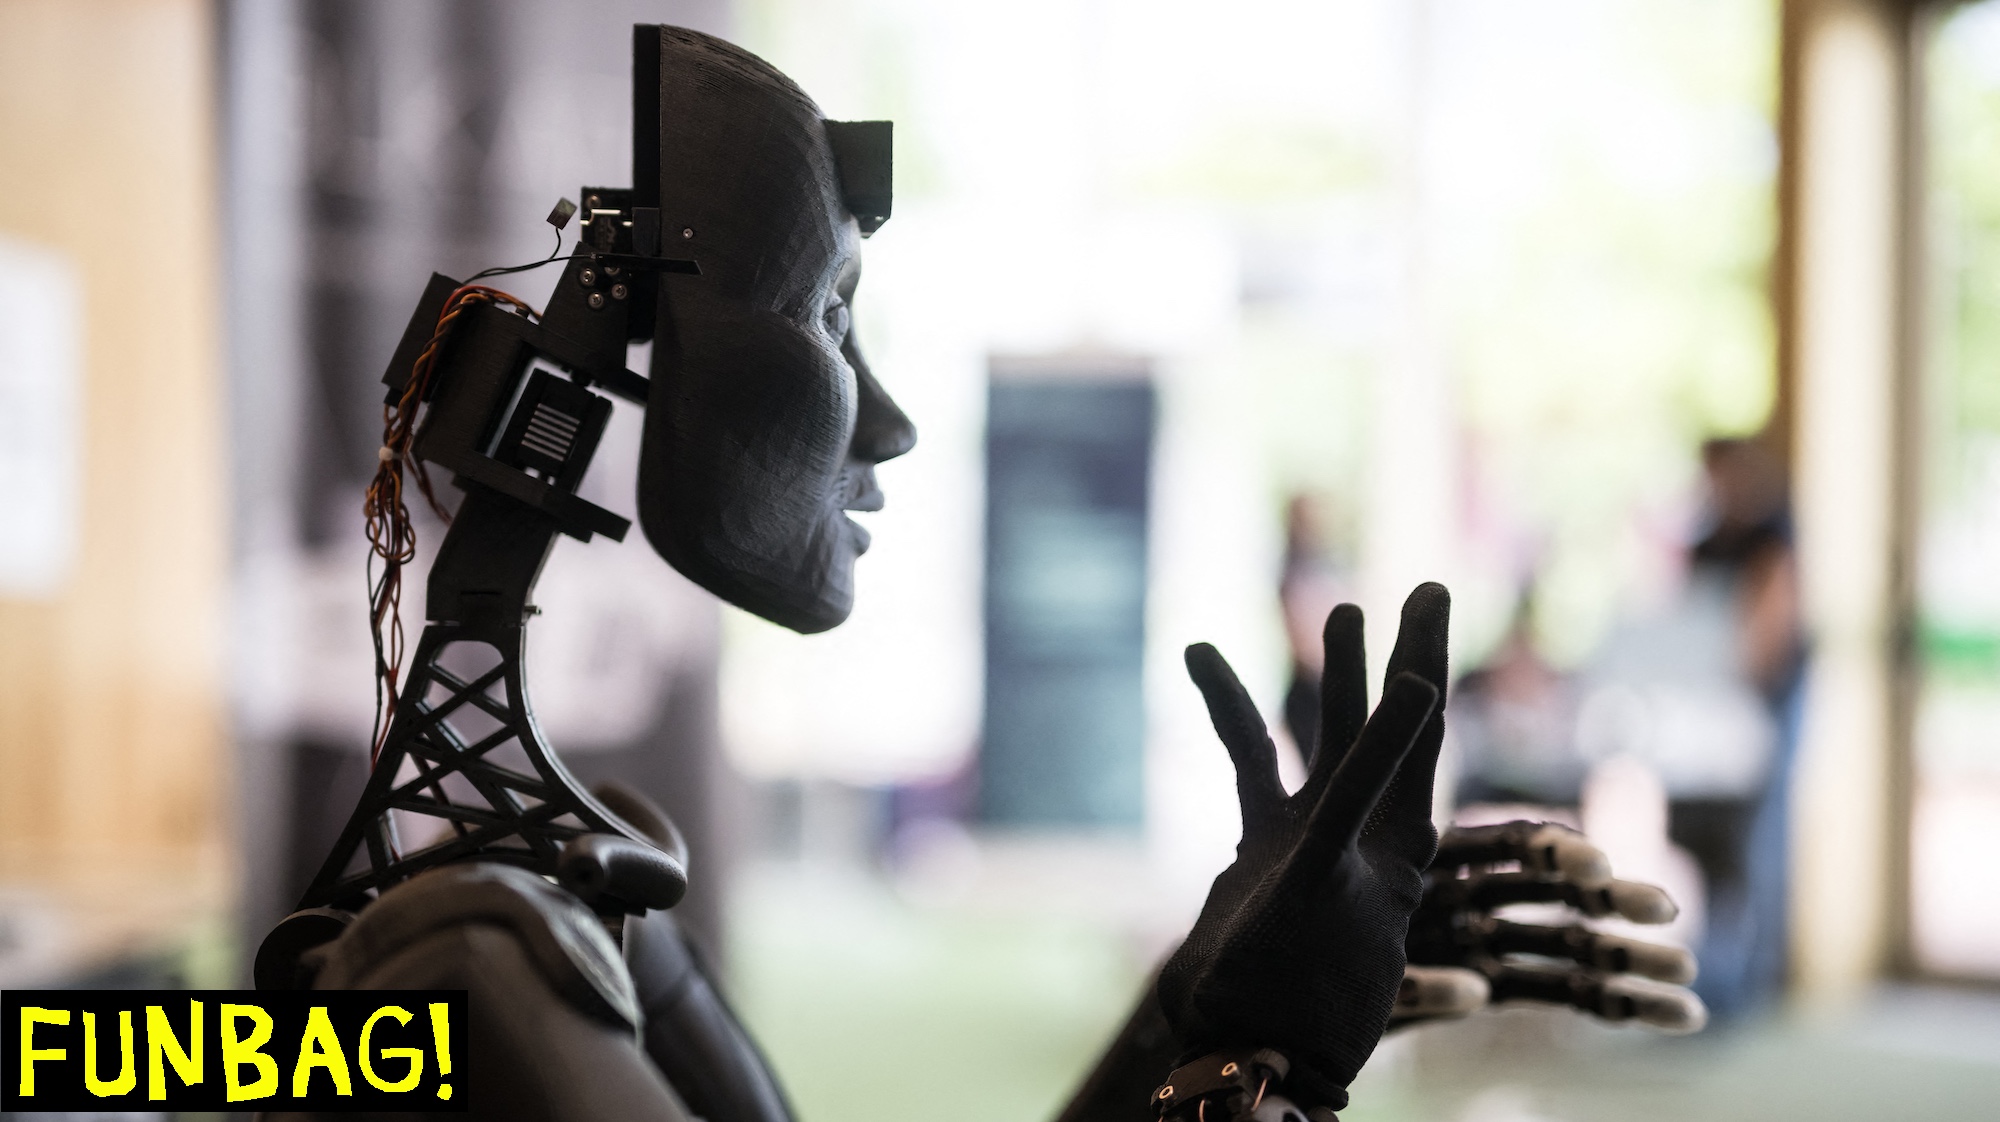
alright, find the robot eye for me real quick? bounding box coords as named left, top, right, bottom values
left=823, top=301, right=851, bottom=341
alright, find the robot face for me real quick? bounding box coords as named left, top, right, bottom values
left=637, top=28, right=915, bottom=634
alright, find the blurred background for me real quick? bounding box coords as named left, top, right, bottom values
left=3, top=0, right=1999, bottom=1119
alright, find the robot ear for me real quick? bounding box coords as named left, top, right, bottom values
left=824, top=119, right=893, bottom=236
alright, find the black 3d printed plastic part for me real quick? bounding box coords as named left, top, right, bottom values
left=824, top=120, right=892, bottom=235
left=292, top=46, right=700, bottom=914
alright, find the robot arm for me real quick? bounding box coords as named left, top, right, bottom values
left=269, top=782, right=795, bottom=1122
left=1147, top=588, right=1452, bottom=1120
left=1045, top=825, right=1700, bottom=1122
left=624, top=907, right=796, bottom=1122
left=601, top=781, right=797, bottom=1122
left=1052, top=983, right=1180, bottom=1122
left=594, top=592, right=1450, bottom=1122
left=269, top=862, right=692, bottom=1122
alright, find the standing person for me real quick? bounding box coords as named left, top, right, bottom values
left=1451, top=591, right=1584, bottom=810
left=1675, top=437, right=1806, bottom=1018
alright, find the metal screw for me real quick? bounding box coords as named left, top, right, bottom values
left=604, top=264, right=622, bottom=277
left=611, top=283, right=628, bottom=301
left=587, top=292, right=605, bottom=310
left=579, top=267, right=597, bottom=287
left=586, top=194, right=601, bottom=209
left=681, top=227, right=695, bottom=239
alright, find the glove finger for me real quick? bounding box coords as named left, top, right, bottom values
left=1488, top=965, right=1707, bottom=1034
left=1373, top=583, right=1451, bottom=826
left=1297, top=671, right=1438, bottom=867
left=1433, top=821, right=1612, bottom=886
left=1484, top=919, right=1697, bottom=984
left=1305, top=603, right=1367, bottom=781
left=1185, top=643, right=1286, bottom=826
left=1393, top=965, right=1489, bottom=1021
left=1384, top=581, right=1451, bottom=692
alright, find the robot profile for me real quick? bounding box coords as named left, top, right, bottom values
left=263, top=25, right=895, bottom=977
left=258, top=23, right=1702, bottom=1122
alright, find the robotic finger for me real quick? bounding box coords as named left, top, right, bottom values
left=1433, top=821, right=1612, bottom=886
left=1479, top=919, right=1696, bottom=984
left=1577, top=878, right=1677, bottom=924
left=1390, top=965, right=1491, bottom=1024
left=1429, top=872, right=1679, bottom=923
left=1487, top=964, right=1707, bottom=1034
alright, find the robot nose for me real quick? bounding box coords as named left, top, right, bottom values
left=853, top=370, right=916, bottom=463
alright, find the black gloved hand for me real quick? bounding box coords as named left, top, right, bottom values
left=1156, top=583, right=1449, bottom=1112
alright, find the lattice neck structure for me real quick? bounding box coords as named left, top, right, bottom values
left=297, top=220, right=694, bottom=911
left=297, top=493, right=660, bottom=911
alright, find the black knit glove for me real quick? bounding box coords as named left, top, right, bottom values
left=1156, top=584, right=1450, bottom=1112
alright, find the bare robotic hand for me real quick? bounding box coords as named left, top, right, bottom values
left=1394, top=820, right=1706, bottom=1034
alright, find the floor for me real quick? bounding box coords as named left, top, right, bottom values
left=1350, top=985, right=2000, bottom=1122
left=728, top=858, right=2000, bottom=1122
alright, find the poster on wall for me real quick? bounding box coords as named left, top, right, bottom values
left=0, top=234, right=80, bottom=598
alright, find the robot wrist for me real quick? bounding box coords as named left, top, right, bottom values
left=1151, top=1048, right=1341, bottom=1122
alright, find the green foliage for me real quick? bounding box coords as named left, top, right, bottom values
left=1921, top=618, right=2000, bottom=684
left=1933, top=17, right=2000, bottom=464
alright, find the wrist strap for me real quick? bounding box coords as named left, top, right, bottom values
left=1152, top=1049, right=1337, bottom=1122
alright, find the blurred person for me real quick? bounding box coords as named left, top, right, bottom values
left=1688, top=438, right=1805, bottom=709
left=1675, top=437, right=1804, bottom=1017
left=1451, top=591, right=1585, bottom=809
left=1571, top=436, right=1802, bottom=1020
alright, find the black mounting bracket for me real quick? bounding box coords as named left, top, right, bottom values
left=289, top=183, right=698, bottom=916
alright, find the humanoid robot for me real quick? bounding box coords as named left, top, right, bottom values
left=258, top=25, right=1703, bottom=1122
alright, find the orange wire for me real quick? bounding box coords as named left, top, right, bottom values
left=366, top=284, right=538, bottom=763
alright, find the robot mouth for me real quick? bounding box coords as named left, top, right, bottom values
left=843, top=514, right=873, bottom=553
left=840, top=465, right=885, bottom=512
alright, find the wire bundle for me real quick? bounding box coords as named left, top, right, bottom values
left=364, top=284, right=539, bottom=762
